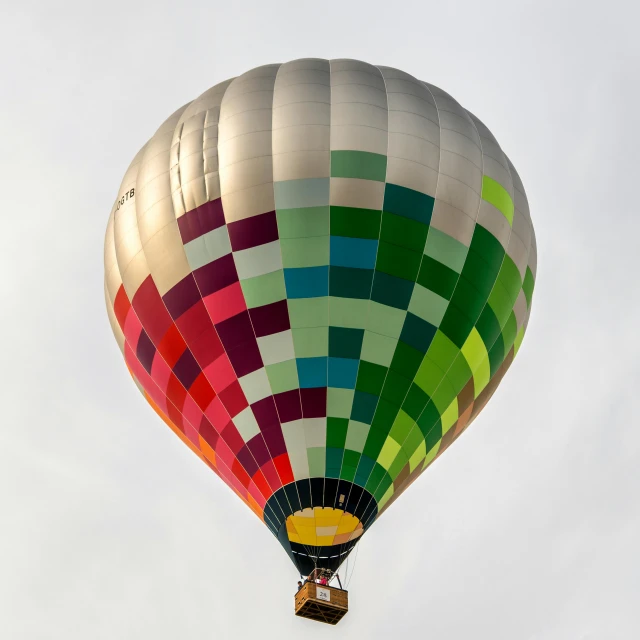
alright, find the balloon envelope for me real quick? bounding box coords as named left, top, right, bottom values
left=104, top=59, right=536, bottom=575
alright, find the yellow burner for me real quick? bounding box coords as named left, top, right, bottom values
left=285, top=507, right=364, bottom=546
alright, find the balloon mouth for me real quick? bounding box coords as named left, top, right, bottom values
left=264, top=478, right=378, bottom=575
left=286, top=507, right=364, bottom=547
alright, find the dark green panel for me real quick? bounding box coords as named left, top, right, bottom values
left=329, top=326, right=364, bottom=359
left=399, top=312, right=437, bottom=353
left=376, top=241, right=422, bottom=281
left=329, top=266, right=373, bottom=299
left=371, top=398, right=399, bottom=432
left=371, top=271, right=414, bottom=309
left=390, top=341, right=423, bottom=379
left=380, top=370, right=412, bottom=406
left=330, top=206, right=381, bottom=239
left=383, top=183, right=435, bottom=225
left=439, top=303, right=475, bottom=348
left=351, top=390, right=379, bottom=424
left=461, top=248, right=500, bottom=297
left=469, top=223, right=505, bottom=272
left=356, top=361, right=387, bottom=396
left=379, top=212, right=429, bottom=252
left=402, top=384, right=429, bottom=421
left=417, top=256, right=459, bottom=300
left=475, top=305, right=502, bottom=350
left=449, top=276, right=486, bottom=325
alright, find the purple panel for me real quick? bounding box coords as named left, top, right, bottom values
left=136, top=329, right=156, bottom=374
left=236, top=444, right=260, bottom=476
left=247, top=435, right=272, bottom=466
left=249, top=299, right=291, bottom=337
left=198, top=415, right=219, bottom=449
left=162, top=273, right=202, bottom=320
left=193, top=253, right=238, bottom=297
left=301, top=387, right=327, bottom=418
left=262, top=424, right=287, bottom=457
left=173, top=348, right=201, bottom=389
left=216, top=311, right=255, bottom=351
left=274, top=390, right=302, bottom=423
left=178, top=198, right=225, bottom=245
left=227, top=210, right=278, bottom=251
left=226, top=342, right=263, bottom=378
left=252, top=396, right=280, bottom=430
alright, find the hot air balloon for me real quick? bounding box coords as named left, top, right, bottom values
left=104, top=58, right=536, bottom=624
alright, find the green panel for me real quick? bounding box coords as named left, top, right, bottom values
left=389, top=410, right=415, bottom=444
left=326, top=417, right=349, bottom=448
left=461, top=248, right=500, bottom=297
left=388, top=449, right=409, bottom=479
left=376, top=241, right=422, bottom=282
left=402, top=425, right=425, bottom=459
left=488, top=334, right=505, bottom=377
left=424, top=227, right=468, bottom=273
left=329, top=326, right=364, bottom=359
left=416, top=398, right=442, bottom=436
left=329, top=266, right=373, bottom=299
left=380, top=370, right=412, bottom=406
left=276, top=206, right=330, bottom=239
left=497, top=254, right=522, bottom=304
left=274, top=178, right=330, bottom=209
left=280, top=236, right=329, bottom=268
left=292, top=327, right=328, bottom=357
left=327, top=388, right=354, bottom=419
left=365, top=462, right=387, bottom=494
left=449, top=277, right=487, bottom=324
left=417, top=256, right=459, bottom=300
left=288, top=297, right=328, bottom=328
left=307, top=447, right=326, bottom=476
left=265, top=359, right=299, bottom=394
left=426, top=330, right=460, bottom=372
left=439, top=303, right=475, bottom=348
left=501, top=312, right=518, bottom=353
left=383, top=183, right=435, bottom=225
left=362, top=427, right=388, bottom=460
left=447, top=354, right=473, bottom=395
left=523, top=266, right=535, bottom=307
left=345, top=420, right=370, bottom=452
left=414, top=357, right=446, bottom=397
left=356, top=361, right=387, bottom=396
left=402, top=383, right=429, bottom=421
left=326, top=447, right=344, bottom=478
left=240, top=270, right=286, bottom=308
left=371, top=398, right=399, bottom=432
left=389, top=340, right=423, bottom=379
left=380, top=212, right=429, bottom=252
left=469, top=224, right=505, bottom=272
left=331, top=150, right=387, bottom=182
left=371, top=271, right=415, bottom=309
left=361, top=331, right=397, bottom=367
left=487, top=281, right=513, bottom=327
left=482, top=175, right=514, bottom=225
left=330, top=206, right=381, bottom=239
left=328, top=297, right=370, bottom=329
left=367, top=301, right=407, bottom=338
left=475, top=305, right=502, bottom=351
left=408, top=284, right=448, bottom=327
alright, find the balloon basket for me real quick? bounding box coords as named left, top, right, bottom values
left=294, top=581, right=348, bottom=625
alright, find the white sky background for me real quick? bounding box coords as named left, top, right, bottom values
left=1, top=0, right=639, bottom=637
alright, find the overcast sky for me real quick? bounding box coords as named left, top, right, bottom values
left=1, top=1, right=639, bottom=638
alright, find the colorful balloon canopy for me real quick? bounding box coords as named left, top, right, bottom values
left=104, top=59, right=536, bottom=575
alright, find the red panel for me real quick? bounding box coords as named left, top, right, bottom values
left=189, top=372, right=216, bottom=412
left=156, top=324, right=187, bottom=368
left=113, top=285, right=131, bottom=331
left=132, top=276, right=173, bottom=344
left=273, top=454, right=295, bottom=485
